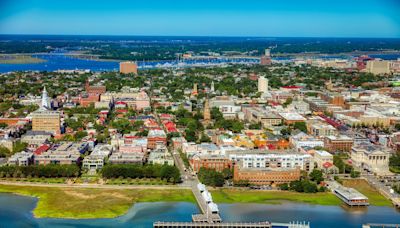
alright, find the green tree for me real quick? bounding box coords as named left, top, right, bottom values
left=309, top=169, right=324, bottom=184
left=279, top=183, right=289, bottom=190
left=199, top=133, right=211, bottom=143
left=198, top=168, right=225, bottom=187
left=12, top=141, right=28, bottom=153
left=350, top=170, right=360, bottom=178
left=249, top=122, right=262, bottom=130
left=75, top=131, right=88, bottom=141
left=0, top=146, right=11, bottom=157
left=303, top=181, right=318, bottom=193
left=293, top=122, right=307, bottom=133
left=283, top=97, right=293, bottom=107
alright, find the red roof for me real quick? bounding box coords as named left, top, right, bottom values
left=269, top=101, right=280, bottom=106
left=323, top=162, right=333, bottom=169
left=116, top=109, right=128, bottom=113
left=281, top=85, right=303, bottom=89
left=167, top=128, right=178, bottom=132
left=34, top=144, right=50, bottom=155
left=124, top=135, right=140, bottom=139
left=267, top=144, right=276, bottom=150
left=115, top=101, right=127, bottom=105
left=160, top=113, right=172, bottom=118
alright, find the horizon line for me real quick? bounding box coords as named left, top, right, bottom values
left=0, top=33, right=400, bottom=39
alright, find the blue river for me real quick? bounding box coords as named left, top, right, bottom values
left=1, top=53, right=399, bottom=73
left=0, top=193, right=399, bottom=228
left=0, top=54, right=260, bottom=73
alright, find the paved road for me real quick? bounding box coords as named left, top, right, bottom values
left=362, top=175, right=400, bottom=202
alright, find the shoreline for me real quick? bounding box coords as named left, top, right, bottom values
left=0, top=54, right=47, bottom=64
left=0, top=183, right=195, bottom=219
left=0, top=182, right=395, bottom=219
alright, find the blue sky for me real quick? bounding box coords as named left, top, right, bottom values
left=0, top=0, right=399, bottom=37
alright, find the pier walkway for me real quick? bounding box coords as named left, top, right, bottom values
left=190, top=184, right=221, bottom=223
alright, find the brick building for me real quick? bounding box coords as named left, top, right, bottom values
left=147, top=129, right=167, bottom=149
left=190, top=154, right=232, bottom=172
left=324, top=135, right=354, bottom=152
left=233, top=164, right=301, bottom=185
left=120, top=61, right=138, bottom=74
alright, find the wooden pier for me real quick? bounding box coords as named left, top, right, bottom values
left=154, top=182, right=310, bottom=228
left=362, top=224, right=400, bottom=228
left=153, top=221, right=310, bottom=228
left=154, top=221, right=272, bottom=228
left=392, top=198, right=400, bottom=208
left=190, top=184, right=222, bottom=223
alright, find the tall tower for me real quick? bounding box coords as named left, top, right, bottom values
left=258, top=76, right=268, bottom=94
left=192, top=83, right=198, bottom=96
left=210, top=81, right=215, bottom=92
left=326, top=77, right=333, bottom=91
left=41, top=86, right=50, bottom=109
left=260, top=48, right=272, bottom=65
left=203, top=98, right=211, bottom=121
left=265, top=48, right=271, bottom=57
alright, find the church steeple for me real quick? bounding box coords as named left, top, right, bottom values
left=41, top=86, right=50, bottom=109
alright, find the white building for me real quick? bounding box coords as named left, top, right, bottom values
left=351, top=142, right=392, bottom=176
left=226, top=149, right=314, bottom=173
left=82, top=144, right=113, bottom=170
left=314, top=150, right=333, bottom=169
left=7, top=152, right=33, bottom=166
left=290, top=132, right=325, bottom=150
left=148, top=144, right=174, bottom=166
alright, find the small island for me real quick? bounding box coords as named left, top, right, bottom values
left=0, top=55, right=46, bottom=64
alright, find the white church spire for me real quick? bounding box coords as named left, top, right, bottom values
left=41, top=86, right=50, bottom=109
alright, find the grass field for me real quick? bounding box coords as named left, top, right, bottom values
left=0, top=184, right=195, bottom=219
left=211, top=189, right=342, bottom=206
left=342, top=179, right=392, bottom=206
left=0, top=55, right=46, bottom=64
left=0, top=178, right=67, bottom=184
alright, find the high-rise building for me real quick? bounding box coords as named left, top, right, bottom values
left=32, top=111, right=61, bottom=134
left=260, top=48, right=272, bottom=65
left=365, top=60, right=391, bottom=75
left=265, top=48, right=271, bottom=57
left=119, top=61, right=138, bottom=74
left=203, top=99, right=211, bottom=121
left=258, top=76, right=269, bottom=94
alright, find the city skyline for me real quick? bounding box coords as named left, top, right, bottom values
left=1, top=0, right=400, bottom=38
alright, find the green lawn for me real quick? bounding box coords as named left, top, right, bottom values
left=0, top=178, right=67, bottom=184
left=211, top=189, right=342, bottom=206
left=342, top=179, right=392, bottom=207
left=389, top=166, right=400, bottom=174
left=106, top=178, right=172, bottom=185
left=0, top=184, right=195, bottom=219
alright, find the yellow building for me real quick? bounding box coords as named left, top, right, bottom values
left=32, top=109, right=61, bottom=134
left=366, top=60, right=391, bottom=75
left=119, top=61, right=138, bottom=74
left=359, top=114, right=391, bottom=127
